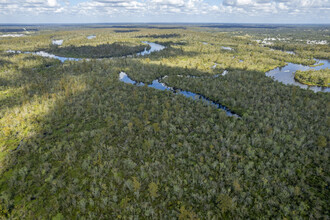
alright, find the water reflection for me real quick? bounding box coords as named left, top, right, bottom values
left=31, top=51, right=81, bottom=62
left=285, top=51, right=295, bottom=55
left=6, top=50, right=81, bottom=62
left=137, top=41, right=166, bottom=56
left=266, top=59, right=330, bottom=92
left=119, top=72, right=239, bottom=117
left=221, top=46, right=233, bottom=51
left=7, top=41, right=165, bottom=63
left=0, top=34, right=25, bottom=38
left=52, top=40, right=63, bottom=45
left=87, top=35, right=96, bottom=39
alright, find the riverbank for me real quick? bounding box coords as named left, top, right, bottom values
left=294, top=68, right=330, bottom=87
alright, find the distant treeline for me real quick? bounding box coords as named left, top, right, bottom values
left=0, top=28, right=38, bottom=32
left=87, top=25, right=186, bottom=30
left=137, top=34, right=181, bottom=39
left=200, top=24, right=287, bottom=29
left=113, top=30, right=140, bottom=33
left=112, top=25, right=186, bottom=29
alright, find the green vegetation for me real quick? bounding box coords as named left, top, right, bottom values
left=267, top=42, right=330, bottom=60
left=310, top=62, right=324, bottom=67
left=48, top=42, right=150, bottom=58
left=137, top=34, right=181, bottom=38
left=113, top=30, right=140, bottom=33
left=0, top=24, right=329, bottom=219
left=295, top=68, right=330, bottom=87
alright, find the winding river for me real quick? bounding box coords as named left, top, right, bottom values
left=6, top=50, right=82, bottom=62
left=137, top=41, right=165, bottom=56
left=119, top=72, right=240, bottom=117
left=7, top=41, right=165, bottom=62
left=6, top=41, right=329, bottom=118
left=7, top=42, right=239, bottom=116
left=266, top=59, right=330, bottom=92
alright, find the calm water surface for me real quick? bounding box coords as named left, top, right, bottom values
left=266, top=59, right=330, bottom=92
left=137, top=42, right=165, bottom=56
left=119, top=72, right=239, bottom=117
left=221, top=46, right=233, bottom=51
left=87, top=35, right=96, bottom=39
left=6, top=50, right=81, bottom=62
left=8, top=41, right=328, bottom=93
left=7, top=42, right=163, bottom=62
left=52, top=40, right=63, bottom=45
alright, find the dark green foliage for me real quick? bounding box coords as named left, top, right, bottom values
left=0, top=26, right=329, bottom=219
left=48, top=42, right=150, bottom=58
left=137, top=34, right=181, bottom=38
left=113, top=30, right=140, bottom=33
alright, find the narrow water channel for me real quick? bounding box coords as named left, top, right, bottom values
left=119, top=72, right=240, bottom=117
left=6, top=41, right=162, bottom=62
left=7, top=40, right=328, bottom=117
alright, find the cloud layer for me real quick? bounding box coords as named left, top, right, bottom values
left=0, top=0, right=329, bottom=23
left=222, top=0, right=330, bottom=14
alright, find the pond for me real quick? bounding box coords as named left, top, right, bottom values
left=137, top=41, right=166, bottom=56
left=119, top=72, right=240, bottom=117
left=52, top=40, right=63, bottom=45
left=285, top=51, right=295, bottom=55
left=87, top=35, right=96, bottom=39
left=221, top=46, right=233, bottom=51
left=266, top=59, right=330, bottom=92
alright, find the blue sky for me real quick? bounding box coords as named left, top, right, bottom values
left=0, top=0, right=329, bottom=23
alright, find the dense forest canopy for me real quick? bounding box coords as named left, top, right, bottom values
left=48, top=42, right=151, bottom=59
left=0, top=24, right=329, bottom=219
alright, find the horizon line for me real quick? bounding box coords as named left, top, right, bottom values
left=0, top=22, right=330, bottom=25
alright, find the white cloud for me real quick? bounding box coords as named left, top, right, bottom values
left=151, top=0, right=185, bottom=6
left=220, top=0, right=330, bottom=16
left=223, top=0, right=254, bottom=6
left=0, top=0, right=65, bottom=15
left=69, top=0, right=215, bottom=16
left=48, top=0, right=58, bottom=7
left=0, top=0, right=329, bottom=22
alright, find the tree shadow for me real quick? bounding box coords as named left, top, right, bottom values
left=136, top=34, right=181, bottom=39
left=38, top=43, right=149, bottom=59
left=144, top=46, right=199, bottom=60
left=0, top=57, right=244, bottom=218
left=117, top=59, right=214, bottom=84
left=113, top=29, right=140, bottom=33
left=0, top=52, right=328, bottom=219
left=0, top=59, right=13, bottom=66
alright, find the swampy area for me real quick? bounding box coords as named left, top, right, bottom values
left=0, top=24, right=329, bottom=219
